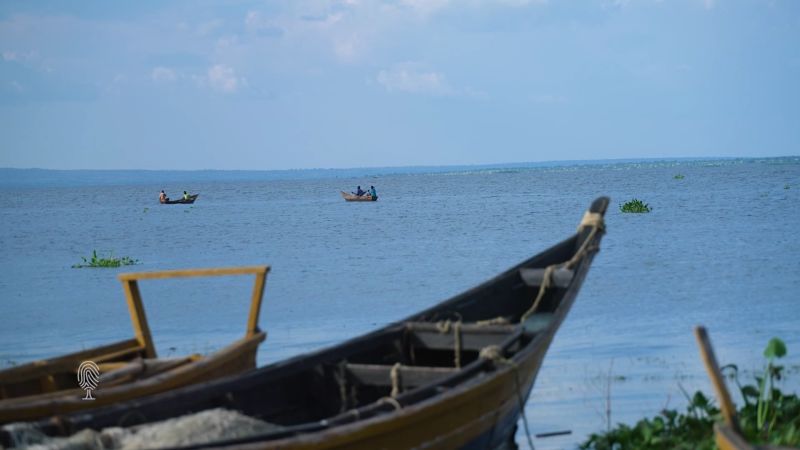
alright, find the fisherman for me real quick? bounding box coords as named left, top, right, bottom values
left=354, top=186, right=366, bottom=197
left=183, top=191, right=190, bottom=201
left=369, top=186, right=377, bottom=199
left=159, top=190, right=168, bottom=203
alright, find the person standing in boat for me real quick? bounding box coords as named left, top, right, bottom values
left=369, top=186, right=377, bottom=199
left=159, top=190, right=168, bottom=203
left=354, top=186, right=366, bottom=197
left=183, top=191, right=190, bottom=201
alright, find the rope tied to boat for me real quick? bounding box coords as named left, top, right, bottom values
left=390, top=362, right=402, bottom=398
left=519, top=210, right=605, bottom=323
left=377, top=396, right=403, bottom=411
left=478, top=345, right=536, bottom=450
left=578, top=211, right=605, bottom=232
left=435, top=319, right=463, bottom=369
left=475, top=316, right=510, bottom=326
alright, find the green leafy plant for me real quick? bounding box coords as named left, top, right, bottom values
left=785, top=184, right=791, bottom=190
left=674, top=174, right=685, bottom=180
left=72, top=250, right=139, bottom=268
left=620, top=199, right=651, bottom=213
left=581, top=338, right=800, bottom=449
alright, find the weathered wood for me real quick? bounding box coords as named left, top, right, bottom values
left=519, top=267, right=574, bottom=288
left=405, top=322, right=519, bottom=352
left=118, top=265, right=269, bottom=281
left=0, top=265, right=270, bottom=423
left=345, top=364, right=457, bottom=389
left=695, top=326, right=739, bottom=433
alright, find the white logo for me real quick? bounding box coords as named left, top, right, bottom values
left=77, top=361, right=100, bottom=400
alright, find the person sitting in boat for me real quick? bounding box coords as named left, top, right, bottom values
left=369, top=186, right=377, bottom=199
left=353, top=186, right=366, bottom=197
left=159, top=190, right=168, bottom=203
left=183, top=191, right=190, bottom=201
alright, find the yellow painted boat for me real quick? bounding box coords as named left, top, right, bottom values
left=0, top=266, right=269, bottom=424
left=2, top=198, right=608, bottom=449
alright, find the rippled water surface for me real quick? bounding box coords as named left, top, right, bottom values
left=1, top=158, right=798, bottom=449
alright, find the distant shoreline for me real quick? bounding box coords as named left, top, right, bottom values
left=1, top=156, right=797, bottom=188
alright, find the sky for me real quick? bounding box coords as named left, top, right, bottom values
left=0, top=0, right=798, bottom=170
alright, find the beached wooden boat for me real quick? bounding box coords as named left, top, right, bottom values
left=0, top=266, right=269, bottom=424
left=340, top=191, right=377, bottom=202
left=2, top=197, right=608, bottom=449
left=695, top=327, right=798, bottom=450
left=162, top=194, right=199, bottom=204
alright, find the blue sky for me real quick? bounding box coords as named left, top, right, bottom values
left=1, top=0, right=798, bottom=170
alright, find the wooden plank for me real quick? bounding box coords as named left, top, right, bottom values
left=405, top=323, right=519, bottom=352
left=118, top=265, right=269, bottom=281
left=519, top=268, right=574, bottom=288
left=695, top=327, right=739, bottom=432
left=345, top=364, right=457, bottom=389
left=247, top=269, right=269, bottom=337
left=122, top=280, right=157, bottom=359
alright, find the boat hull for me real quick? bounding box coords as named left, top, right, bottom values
left=340, top=191, right=377, bottom=202
left=162, top=194, right=199, bottom=204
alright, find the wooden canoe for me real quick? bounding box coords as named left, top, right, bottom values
left=162, top=194, right=199, bottom=204
left=3, top=197, right=609, bottom=449
left=340, top=191, right=377, bottom=202
left=695, top=327, right=799, bottom=450
left=0, top=266, right=269, bottom=424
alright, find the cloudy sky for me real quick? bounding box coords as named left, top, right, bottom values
left=1, top=0, right=798, bottom=170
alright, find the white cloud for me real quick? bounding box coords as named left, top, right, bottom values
left=2, top=50, right=18, bottom=61
left=377, top=64, right=452, bottom=95
left=207, top=64, right=246, bottom=93
left=244, top=11, right=283, bottom=36
left=703, top=0, right=715, bottom=10
left=151, top=66, right=177, bottom=83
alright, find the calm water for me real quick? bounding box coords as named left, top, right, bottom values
left=1, top=158, right=798, bottom=449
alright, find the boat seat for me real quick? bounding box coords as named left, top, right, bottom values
left=404, top=322, right=520, bottom=352
left=519, top=267, right=573, bottom=288
left=344, top=363, right=457, bottom=390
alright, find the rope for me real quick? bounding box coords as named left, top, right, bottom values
left=377, top=396, right=403, bottom=410
left=578, top=211, right=605, bottom=232
left=335, top=361, right=348, bottom=413
left=390, top=362, right=402, bottom=398
left=454, top=321, right=462, bottom=369
left=479, top=346, right=536, bottom=450
left=519, top=211, right=604, bottom=323
left=475, top=316, right=510, bottom=326
left=435, top=319, right=463, bottom=369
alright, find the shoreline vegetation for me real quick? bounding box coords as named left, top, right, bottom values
left=71, top=250, right=138, bottom=268
left=580, top=337, right=800, bottom=449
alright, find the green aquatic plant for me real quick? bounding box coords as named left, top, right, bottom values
left=620, top=199, right=651, bottom=213
left=580, top=338, right=800, bottom=449
left=72, top=250, right=139, bottom=268
left=674, top=174, right=685, bottom=180
left=785, top=184, right=791, bottom=190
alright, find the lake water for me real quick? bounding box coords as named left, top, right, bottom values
left=1, top=157, right=798, bottom=449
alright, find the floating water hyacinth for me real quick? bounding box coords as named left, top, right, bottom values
left=674, top=174, right=685, bottom=179
left=72, top=250, right=139, bottom=268
left=620, top=199, right=651, bottom=213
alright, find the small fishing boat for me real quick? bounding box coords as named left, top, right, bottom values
left=0, top=266, right=269, bottom=424
left=162, top=194, right=199, bottom=204
left=1, top=197, right=608, bottom=449
left=340, top=191, right=377, bottom=202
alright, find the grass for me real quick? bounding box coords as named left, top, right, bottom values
left=580, top=337, right=800, bottom=449
left=620, top=199, right=651, bottom=213
left=674, top=174, right=685, bottom=180
left=72, top=250, right=139, bottom=268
